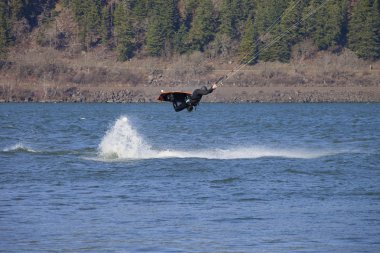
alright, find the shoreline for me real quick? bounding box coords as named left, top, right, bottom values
left=1, top=85, right=379, bottom=103
left=2, top=47, right=379, bottom=104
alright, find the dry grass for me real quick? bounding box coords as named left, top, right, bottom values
left=1, top=42, right=379, bottom=102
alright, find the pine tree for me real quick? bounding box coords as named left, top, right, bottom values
left=240, top=0, right=255, bottom=20
left=273, top=0, right=304, bottom=61
left=348, top=0, right=380, bottom=60
left=146, top=17, right=164, bottom=56
left=0, top=1, right=9, bottom=58
left=146, top=1, right=165, bottom=56
left=219, top=0, right=247, bottom=39
left=239, top=17, right=258, bottom=64
left=4, top=0, right=378, bottom=63
left=254, top=0, right=289, bottom=35
left=87, top=0, right=101, bottom=34
left=188, top=0, right=215, bottom=51
left=133, top=0, right=149, bottom=20
left=160, top=0, right=180, bottom=38
left=174, top=23, right=189, bottom=54
left=259, top=25, right=290, bottom=62
left=183, top=0, right=198, bottom=27
left=281, top=0, right=303, bottom=44
left=100, top=5, right=112, bottom=44
left=215, top=0, right=234, bottom=57
left=146, top=0, right=180, bottom=56
left=114, top=2, right=134, bottom=60
left=70, top=0, right=102, bottom=50
left=10, top=0, right=24, bottom=21
left=376, top=0, right=380, bottom=38
left=259, top=0, right=301, bottom=62
left=303, top=0, right=346, bottom=50
left=219, top=0, right=235, bottom=38
left=302, top=0, right=319, bottom=36
left=71, top=0, right=87, bottom=49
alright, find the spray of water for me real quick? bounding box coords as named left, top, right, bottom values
left=98, top=116, right=335, bottom=160
left=98, top=116, right=155, bottom=159
left=2, top=143, right=37, bottom=153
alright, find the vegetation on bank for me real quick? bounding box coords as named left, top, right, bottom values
left=0, top=0, right=379, bottom=103
left=0, top=0, right=379, bottom=62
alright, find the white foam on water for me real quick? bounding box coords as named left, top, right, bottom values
left=3, top=143, right=37, bottom=153
left=98, top=116, right=155, bottom=159
left=154, top=147, right=334, bottom=160
left=98, top=116, right=337, bottom=161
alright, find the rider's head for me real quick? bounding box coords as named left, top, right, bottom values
left=201, top=86, right=208, bottom=91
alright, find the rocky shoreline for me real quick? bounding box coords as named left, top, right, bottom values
left=2, top=46, right=379, bottom=103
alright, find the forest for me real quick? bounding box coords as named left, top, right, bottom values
left=0, top=0, right=379, bottom=62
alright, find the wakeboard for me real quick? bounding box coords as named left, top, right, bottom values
left=157, top=91, right=192, bottom=102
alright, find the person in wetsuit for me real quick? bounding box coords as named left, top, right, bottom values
left=173, top=84, right=217, bottom=112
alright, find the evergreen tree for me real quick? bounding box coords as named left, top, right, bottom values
left=146, top=0, right=164, bottom=56
left=86, top=0, right=101, bottom=43
left=71, top=0, right=102, bottom=50
left=239, top=17, right=258, bottom=64
left=71, top=0, right=88, bottom=49
left=259, top=0, right=302, bottom=62
left=240, top=0, right=255, bottom=20
left=188, top=0, right=215, bottom=51
left=219, top=0, right=235, bottom=38
left=348, top=0, right=380, bottom=60
left=100, top=5, right=112, bottom=44
left=254, top=0, right=289, bottom=35
left=214, top=0, right=235, bottom=57
left=2, top=0, right=379, bottom=62
left=183, top=0, right=199, bottom=28
left=376, top=0, right=380, bottom=37
left=160, top=0, right=180, bottom=38
left=281, top=0, right=304, bottom=44
left=146, top=0, right=180, bottom=56
left=259, top=25, right=290, bottom=62
left=302, top=0, right=318, bottom=36
left=10, top=0, right=24, bottom=21
left=0, top=1, right=9, bottom=58
left=303, top=0, right=346, bottom=50
left=114, top=2, right=134, bottom=60
left=174, top=23, right=189, bottom=54
left=219, top=0, right=250, bottom=40
left=133, top=0, right=149, bottom=20
left=146, top=17, right=164, bottom=56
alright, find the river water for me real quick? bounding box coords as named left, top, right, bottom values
left=1, top=103, right=379, bottom=252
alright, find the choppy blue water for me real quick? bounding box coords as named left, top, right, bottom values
left=1, top=103, right=379, bottom=252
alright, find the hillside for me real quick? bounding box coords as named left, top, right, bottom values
left=0, top=0, right=379, bottom=102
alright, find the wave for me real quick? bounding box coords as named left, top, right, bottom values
left=98, top=116, right=337, bottom=161
left=2, top=143, right=95, bottom=156
left=2, top=143, right=37, bottom=153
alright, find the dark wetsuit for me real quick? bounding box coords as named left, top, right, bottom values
left=173, top=86, right=214, bottom=112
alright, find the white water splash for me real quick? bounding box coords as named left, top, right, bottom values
left=98, top=116, right=155, bottom=159
left=98, top=116, right=336, bottom=160
left=3, top=143, right=37, bottom=153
